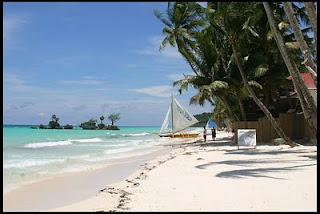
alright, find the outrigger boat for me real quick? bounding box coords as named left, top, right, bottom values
left=159, top=94, right=200, bottom=138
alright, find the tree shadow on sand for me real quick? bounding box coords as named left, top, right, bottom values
left=214, top=163, right=316, bottom=179
left=195, top=158, right=316, bottom=180
left=225, top=148, right=317, bottom=156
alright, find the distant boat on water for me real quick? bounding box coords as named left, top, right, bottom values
left=159, top=94, right=200, bottom=138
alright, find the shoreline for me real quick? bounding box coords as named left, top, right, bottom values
left=3, top=141, right=182, bottom=211
left=4, top=130, right=316, bottom=212
left=53, top=130, right=316, bottom=212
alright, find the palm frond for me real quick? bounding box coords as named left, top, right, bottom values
left=248, top=80, right=263, bottom=89
left=254, top=64, right=269, bottom=78
left=154, top=9, right=173, bottom=28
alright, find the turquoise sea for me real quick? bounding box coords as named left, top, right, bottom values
left=3, top=125, right=187, bottom=193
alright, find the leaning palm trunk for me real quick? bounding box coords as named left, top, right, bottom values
left=304, top=2, right=317, bottom=50
left=283, top=2, right=317, bottom=82
left=230, top=36, right=298, bottom=147
left=238, top=97, right=247, bottom=121
left=220, top=96, right=240, bottom=122
left=263, top=2, right=317, bottom=138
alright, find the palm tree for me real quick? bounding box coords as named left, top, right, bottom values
left=172, top=28, right=241, bottom=123
left=51, top=114, right=57, bottom=122
left=100, top=116, right=105, bottom=124
left=154, top=2, right=205, bottom=76
left=282, top=2, right=317, bottom=81
left=208, top=2, right=298, bottom=146
left=304, top=2, right=317, bottom=48
left=263, top=2, right=317, bottom=138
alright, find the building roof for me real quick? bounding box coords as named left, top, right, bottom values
left=286, top=73, right=317, bottom=89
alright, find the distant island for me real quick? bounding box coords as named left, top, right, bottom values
left=34, top=113, right=121, bottom=130
left=79, top=113, right=120, bottom=130
left=192, top=112, right=213, bottom=127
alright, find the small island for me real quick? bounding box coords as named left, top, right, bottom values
left=80, top=113, right=121, bottom=130
left=34, top=113, right=121, bottom=130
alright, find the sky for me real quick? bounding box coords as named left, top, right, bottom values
left=3, top=2, right=212, bottom=126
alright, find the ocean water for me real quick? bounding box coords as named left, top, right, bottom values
left=3, top=125, right=190, bottom=193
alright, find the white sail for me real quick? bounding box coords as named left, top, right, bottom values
left=172, top=97, right=199, bottom=133
left=205, top=120, right=210, bottom=130
left=159, top=106, right=171, bottom=134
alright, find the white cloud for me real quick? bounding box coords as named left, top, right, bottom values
left=3, top=72, right=34, bottom=92
left=3, top=13, right=30, bottom=51
left=59, top=77, right=104, bottom=85
left=133, top=35, right=182, bottom=59
left=167, top=72, right=194, bottom=81
left=129, top=85, right=174, bottom=97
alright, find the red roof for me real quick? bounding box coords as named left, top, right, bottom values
left=286, top=73, right=317, bottom=89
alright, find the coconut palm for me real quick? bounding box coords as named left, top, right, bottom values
left=51, top=114, right=57, bottom=121
left=154, top=2, right=205, bottom=76
left=100, top=116, right=105, bottom=124
left=205, top=2, right=300, bottom=146
left=263, top=2, right=317, bottom=138
left=304, top=2, right=317, bottom=48
left=282, top=2, right=317, bottom=81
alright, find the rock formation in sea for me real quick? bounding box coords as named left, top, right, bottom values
left=64, top=124, right=73, bottom=129
left=39, top=124, right=46, bottom=129
left=80, top=119, right=98, bottom=130
left=48, top=121, right=62, bottom=129
left=105, top=125, right=120, bottom=130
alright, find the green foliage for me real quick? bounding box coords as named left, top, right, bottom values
left=271, top=138, right=286, bottom=145
left=100, top=116, right=105, bottom=124
left=193, top=112, right=213, bottom=123
left=155, top=2, right=314, bottom=123
left=108, top=113, right=121, bottom=125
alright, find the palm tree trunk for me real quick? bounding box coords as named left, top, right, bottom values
left=220, top=96, right=240, bottom=122
left=282, top=2, right=317, bottom=81
left=284, top=87, right=294, bottom=109
left=304, top=2, right=317, bottom=50
left=263, top=2, right=317, bottom=138
left=238, top=97, right=247, bottom=121
left=230, top=36, right=298, bottom=147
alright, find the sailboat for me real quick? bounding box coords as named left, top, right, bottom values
left=205, top=118, right=217, bottom=129
left=159, top=94, right=200, bottom=138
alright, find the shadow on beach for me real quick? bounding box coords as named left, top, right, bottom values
left=225, top=147, right=317, bottom=156
left=195, top=158, right=316, bottom=180
left=214, top=163, right=316, bottom=180
left=190, top=134, right=317, bottom=180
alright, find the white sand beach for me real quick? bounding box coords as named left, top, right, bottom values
left=51, top=130, right=317, bottom=212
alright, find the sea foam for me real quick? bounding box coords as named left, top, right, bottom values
left=24, top=140, right=73, bottom=148
left=121, top=132, right=150, bottom=137
left=24, top=137, right=103, bottom=148
left=70, top=137, right=103, bottom=143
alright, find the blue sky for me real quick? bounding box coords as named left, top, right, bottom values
left=3, top=2, right=212, bottom=126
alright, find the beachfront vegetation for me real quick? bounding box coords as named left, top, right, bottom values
left=108, top=113, right=121, bottom=126
left=192, top=112, right=213, bottom=127
left=155, top=2, right=317, bottom=146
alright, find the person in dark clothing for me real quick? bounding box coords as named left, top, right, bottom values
left=212, top=127, right=216, bottom=141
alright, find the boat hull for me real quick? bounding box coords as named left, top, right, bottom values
left=159, top=133, right=200, bottom=138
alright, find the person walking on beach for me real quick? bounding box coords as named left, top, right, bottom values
left=212, top=127, right=216, bottom=141
left=203, top=126, right=207, bottom=142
